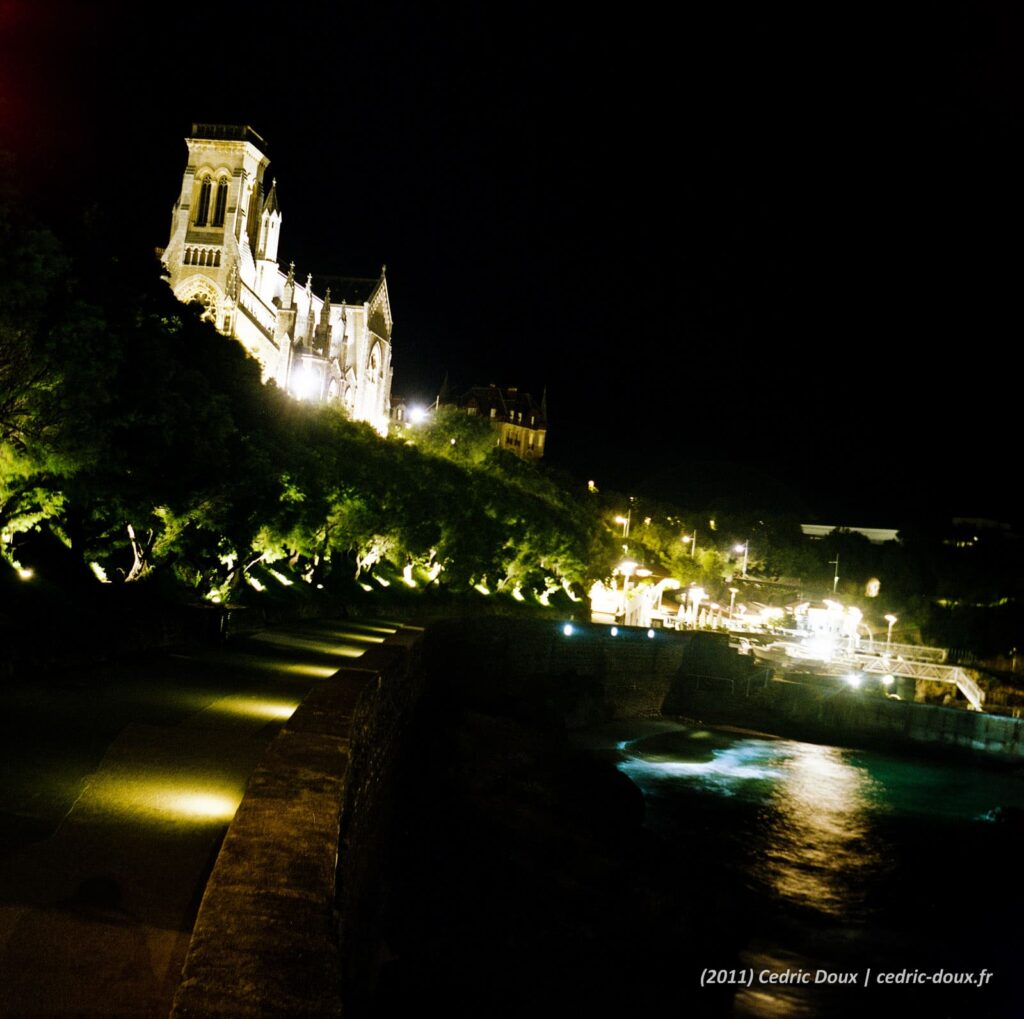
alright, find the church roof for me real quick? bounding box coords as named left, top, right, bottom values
left=314, top=275, right=382, bottom=305
left=189, top=123, right=267, bottom=150
left=263, top=179, right=280, bottom=215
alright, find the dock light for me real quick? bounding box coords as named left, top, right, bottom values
left=881, top=674, right=895, bottom=687
left=884, top=613, right=898, bottom=647
left=610, top=626, right=619, bottom=636
left=647, top=629, right=655, bottom=639
left=562, top=623, right=574, bottom=636
left=844, top=673, right=862, bottom=689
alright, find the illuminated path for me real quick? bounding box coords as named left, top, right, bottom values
left=0, top=618, right=396, bottom=1018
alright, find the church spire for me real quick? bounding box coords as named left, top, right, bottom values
left=305, top=275, right=315, bottom=344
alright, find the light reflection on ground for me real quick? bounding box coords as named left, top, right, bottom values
left=82, top=774, right=245, bottom=825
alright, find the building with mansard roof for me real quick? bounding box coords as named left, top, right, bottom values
left=160, top=124, right=393, bottom=435
left=446, top=384, right=548, bottom=460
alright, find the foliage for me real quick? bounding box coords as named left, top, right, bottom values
left=2, top=190, right=1022, bottom=656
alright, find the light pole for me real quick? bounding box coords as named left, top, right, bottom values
left=618, top=559, right=637, bottom=623
left=885, top=613, right=897, bottom=648
left=688, top=585, right=706, bottom=629
left=734, top=541, right=749, bottom=578
left=614, top=511, right=631, bottom=538
left=682, top=530, right=697, bottom=557
left=729, top=586, right=739, bottom=618
left=828, top=553, right=840, bottom=593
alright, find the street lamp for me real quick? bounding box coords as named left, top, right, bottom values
left=688, top=585, right=706, bottom=629
left=734, top=541, right=749, bottom=578
left=618, top=559, right=637, bottom=621
left=614, top=510, right=631, bottom=538
left=885, top=613, right=898, bottom=648
left=729, top=586, right=739, bottom=618
left=682, top=530, right=697, bottom=557
left=828, top=553, right=840, bottom=593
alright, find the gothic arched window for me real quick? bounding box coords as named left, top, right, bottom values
left=212, top=179, right=228, bottom=227
left=194, top=176, right=212, bottom=227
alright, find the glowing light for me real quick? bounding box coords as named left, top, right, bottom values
left=268, top=569, right=294, bottom=587
left=618, top=560, right=638, bottom=576
left=408, top=404, right=429, bottom=424
left=89, top=562, right=110, bottom=583
left=636, top=568, right=653, bottom=578
left=89, top=776, right=245, bottom=825
left=211, top=696, right=299, bottom=721
left=359, top=583, right=373, bottom=592
left=402, top=563, right=417, bottom=587
left=170, top=793, right=241, bottom=819
left=805, top=636, right=836, bottom=660
left=563, top=623, right=574, bottom=636
left=375, top=575, right=391, bottom=587
left=881, top=675, right=895, bottom=686
left=647, top=629, right=655, bottom=639
left=207, top=591, right=222, bottom=604
left=610, top=626, right=619, bottom=636
left=247, top=575, right=266, bottom=592
left=286, top=663, right=338, bottom=678
left=293, top=363, right=320, bottom=401
left=474, top=582, right=491, bottom=595
left=247, top=632, right=366, bottom=657
left=16, top=567, right=33, bottom=580
left=844, top=673, right=862, bottom=689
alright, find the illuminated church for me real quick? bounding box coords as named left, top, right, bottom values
left=160, top=124, right=393, bottom=435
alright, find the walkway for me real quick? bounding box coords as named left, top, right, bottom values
left=0, top=618, right=395, bottom=1018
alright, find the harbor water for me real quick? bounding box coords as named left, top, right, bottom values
left=594, top=719, right=1024, bottom=1017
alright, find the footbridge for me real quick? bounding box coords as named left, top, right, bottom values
left=750, top=639, right=984, bottom=711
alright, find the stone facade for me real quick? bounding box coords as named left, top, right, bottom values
left=161, top=124, right=393, bottom=436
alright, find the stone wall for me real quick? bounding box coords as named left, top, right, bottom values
left=667, top=653, right=1024, bottom=761
left=424, top=617, right=696, bottom=724
left=170, top=626, right=424, bottom=1018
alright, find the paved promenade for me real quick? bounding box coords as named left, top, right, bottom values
left=0, top=619, right=393, bottom=1017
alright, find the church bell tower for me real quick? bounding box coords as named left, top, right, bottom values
left=161, top=124, right=274, bottom=344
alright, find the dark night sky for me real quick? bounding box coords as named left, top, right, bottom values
left=2, top=1, right=1021, bottom=524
